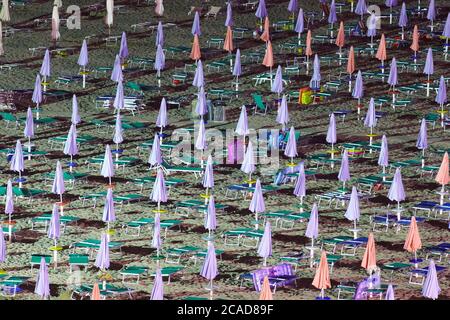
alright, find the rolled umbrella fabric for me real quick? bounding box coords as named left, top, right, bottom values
left=255, top=0, right=267, bottom=19
left=151, top=168, right=168, bottom=204
left=235, top=105, right=249, bottom=136
left=271, top=65, right=283, bottom=95
left=193, top=60, right=204, bottom=88
left=326, top=113, right=337, bottom=145
left=105, top=0, right=114, bottom=28
left=276, top=95, right=289, bottom=130
left=259, top=276, right=273, bottom=300
left=34, top=257, right=50, bottom=299
left=100, top=145, right=115, bottom=182
left=249, top=179, right=266, bottom=215
left=355, top=0, right=367, bottom=18
left=305, top=203, right=319, bottom=239
left=51, top=4, right=60, bottom=41
left=0, top=228, right=6, bottom=262
left=63, top=124, right=78, bottom=158
left=422, top=259, right=441, bottom=300
left=71, top=94, right=81, bottom=125
left=338, top=150, right=350, bottom=184
left=0, top=0, right=11, bottom=22
left=205, top=195, right=217, bottom=232
left=113, top=80, right=124, bottom=111
left=156, top=98, right=168, bottom=129
left=150, top=268, right=164, bottom=300
left=149, top=135, right=162, bottom=167
left=156, top=21, right=164, bottom=47
left=47, top=204, right=60, bottom=240
left=388, top=168, right=406, bottom=203
left=284, top=126, right=298, bottom=159
left=385, top=284, right=395, bottom=300
left=155, top=0, right=164, bottom=17
left=404, top=216, right=422, bottom=253
left=312, top=251, right=331, bottom=294
left=24, top=107, right=34, bottom=139
left=233, top=49, right=242, bottom=77
left=51, top=161, right=65, bottom=200
left=241, top=140, right=256, bottom=175
left=94, top=233, right=110, bottom=270
left=119, top=32, right=128, bottom=59
left=102, top=187, right=116, bottom=223
left=345, top=186, right=360, bottom=222
left=257, top=221, right=272, bottom=265
left=190, top=34, right=201, bottom=61
left=151, top=213, right=161, bottom=252
left=200, top=242, right=218, bottom=280
left=195, top=118, right=207, bottom=151
left=111, top=55, right=123, bottom=82
left=113, top=112, right=123, bottom=145
left=203, top=155, right=214, bottom=189
left=361, top=233, right=377, bottom=271
left=225, top=1, right=233, bottom=27
left=192, top=11, right=201, bottom=36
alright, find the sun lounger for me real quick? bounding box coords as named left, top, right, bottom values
left=30, top=254, right=52, bottom=270
left=87, top=156, right=140, bottom=172
left=123, top=218, right=182, bottom=237
left=120, top=266, right=148, bottom=284
left=133, top=176, right=186, bottom=192
left=72, top=283, right=134, bottom=300
left=225, top=183, right=280, bottom=200
left=165, top=246, right=201, bottom=264
left=150, top=266, right=184, bottom=284
left=313, top=254, right=343, bottom=274
left=261, top=210, right=310, bottom=229
left=425, top=243, right=450, bottom=262
left=175, top=199, right=228, bottom=216
left=412, top=201, right=439, bottom=216
left=43, top=172, right=88, bottom=188
left=48, top=134, right=94, bottom=150
left=70, top=239, right=123, bottom=258
left=279, top=252, right=308, bottom=271
left=0, top=186, right=46, bottom=203
left=409, top=265, right=446, bottom=285
left=161, top=160, right=204, bottom=178
left=0, top=276, right=29, bottom=297
left=69, top=254, right=89, bottom=272
left=222, top=228, right=264, bottom=248
left=31, top=213, right=80, bottom=233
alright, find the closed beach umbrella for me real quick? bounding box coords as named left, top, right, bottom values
left=119, top=32, right=128, bottom=60
left=338, top=150, right=350, bottom=189
left=388, top=168, right=406, bottom=219
left=23, top=107, right=34, bottom=160
left=190, top=34, right=201, bottom=61
left=435, top=152, right=449, bottom=207
left=410, top=25, right=420, bottom=63
left=0, top=0, right=10, bottom=22
left=257, top=221, right=272, bottom=266
left=195, top=118, right=207, bottom=151
left=249, top=179, right=265, bottom=226
left=156, top=21, right=164, bottom=47
left=10, top=140, right=24, bottom=187
left=293, top=162, right=306, bottom=207
left=150, top=268, right=164, bottom=300
left=423, top=48, right=434, bottom=96
left=113, top=80, right=124, bottom=111
left=154, top=44, right=165, bottom=84
left=422, top=259, right=441, bottom=300
left=155, top=0, right=164, bottom=16
left=326, top=113, right=337, bottom=146
left=385, top=0, right=397, bottom=24
left=105, top=0, right=114, bottom=30
left=200, top=242, right=218, bottom=299
left=111, top=55, right=123, bottom=83
left=378, top=135, right=389, bottom=179
left=102, top=187, right=116, bottom=232
left=156, top=98, right=168, bottom=132
left=284, top=126, right=298, bottom=162
left=255, top=0, right=267, bottom=19
left=225, top=1, right=233, bottom=27
left=361, top=233, right=377, bottom=271
left=48, top=203, right=60, bottom=241
left=241, top=140, right=256, bottom=177
left=223, top=26, right=234, bottom=54
left=435, top=76, right=447, bottom=123
left=4, top=179, right=13, bottom=240
left=288, top=0, right=298, bottom=13
left=51, top=161, right=65, bottom=203
left=312, top=250, right=331, bottom=298
left=34, top=258, right=50, bottom=299
left=367, top=12, right=377, bottom=44
left=388, top=57, right=398, bottom=105
left=352, top=70, right=364, bottom=114
left=305, top=203, right=319, bottom=267
left=64, top=124, right=78, bottom=170
left=113, top=112, right=124, bottom=152
left=295, top=8, right=304, bottom=45
left=385, top=284, right=395, bottom=300
left=276, top=95, right=289, bottom=131
left=203, top=155, right=214, bottom=190
left=51, top=4, right=60, bottom=42
left=310, top=54, right=321, bottom=89
left=100, top=145, right=115, bottom=186
left=192, top=11, right=201, bottom=36
left=345, top=186, right=360, bottom=239
left=233, top=48, right=242, bottom=91
left=398, top=2, right=408, bottom=39
left=416, top=118, right=428, bottom=167
left=260, top=16, right=270, bottom=42
left=427, top=0, right=435, bottom=31
left=71, top=94, right=81, bottom=125
left=40, top=49, right=51, bottom=91
left=32, top=74, right=43, bottom=118
left=259, top=276, right=273, bottom=300
left=443, top=13, right=450, bottom=57
left=151, top=168, right=168, bottom=209
left=328, top=0, right=337, bottom=37
left=404, top=216, right=422, bottom=264
left=94, top=233, right=110, bottom=270
left=149, top=135, right=162, bottom=167
left=271, top=65, right=283, bottom=96
left=78, top=40, right=89, bottom=73
left=376, top=34, right=387, bottom=73
left=235, top=105, right=249, bottom=136
left=335, top=21, right=345, bottom=61
left=151, top=213, right=162, bottom=255
left=193, top=60, right=204, bottom=88
left=262, top=41, right=274, bottom=85
left=0, top=228, right=5, bottom=262
left=355, top=0, right=367, bottom=19
left=91, top=283, right=101, bottom=300
left=364, top=98, right=377, bottom=147
left=205, top=195, right=217, bottom=234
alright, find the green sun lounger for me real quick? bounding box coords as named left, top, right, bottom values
left=87, top=156, right=139, bottom=171
left=192, top=249, right=225, bottom=265
left=161, top=160, right=204, bottom=178
left=31, top=213, right=80, bottom=232
left=0, top=276, right=29, bottom=297
left=0, top=186, right=46, bottom=203
left=313, top=254, right=343, bottom=273
left=174, top=199, right=228, bottom=216
left=133, top=176, right=186, bottom=192
left=69, top=254, right=90, bottom=272
left=165, top=246, right=201, bottom=264
left=70, top=239, right=123, bottom=257
left=222, top=228, right=263, bottom=247
left=30, top=254, right=52, bottom=270
left=48, top=135, right=95, bottom=150
left=120, top=266, right=149, bottom=284
left=43, top=172, right=88, bottom=188
left=150, top=266, right=185, bottom=284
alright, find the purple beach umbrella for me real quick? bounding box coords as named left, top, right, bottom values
left=435, top=76, right=447, bottom=124
left=271, top=65, right=283, bottom=96
left=111, top=54, right=123, bottom=83
left=195, top=87, right=208, bottom=117
left=249, top=179, right=265, bottom=228
left=305, top=203, right=319, bottom=267
left=385, top=284, right=395, bottom=300
left=47, top=203, right=60, bottom=241
left=149, top=135, right=162, bottom=168
left=295, top=8, right=304, bottom=45
left=293, top=162, right=306, bottom=208
left=4, top=179, right=13, bottom=241
left=102, top=187, right=116, bottom=231
left=378, top=135, right=389, bottom=179
left=200, top=242, right=218, bottom=299
left=101, top=145, right=115, bottom=185
left=255, top=0, right=267, bottom=19
left=422, top=259, right=441, bottom=300
left=338, top=150, right=350, bottom=189
left=193, top=60, right=204, bottom=88
left=156, top=21, right=164, bottom=47
left=0, top=228, right=5, bottom=263
left=388, top=168, right=406, bottom=219
left=235, top=105, right=249, bottom=136
left=113, top=80, right=124, bottom=111
left=156, top=98, right=168, bottom=132
left=119, top=32, right=129, bottom=59
left=94, top=233, right=110, bottom=270
left=23, top=107, right=34, bottom=160
left=328, top=0, right=337, bottom=38
left=241, top=140, right=256, bottom=177
left=40, top=49, right=50, bottom=91
left=10, top=140, right=24, bottom=187
left=345, top=186, right=360, bottom=239
left=64, top=124, right=78, bottom=171
left=388, top=57, right=398, bottom=106
left=364, top=98, right=377, bottom=148
left=423, top=48, right=434, bottom=97
left=367, top=12, right=377, bottom=44
left=71, top=94, right=81, bottom=125
left=352, top=70, right=364, bottom=114
left=51, top=161, right=65, bottom=203
left=385, top=0, right=398, bottom=24
left=398, top=2, right=408, bottom=39
left=150, top=268, right=164, bottom=300
left=233, top=48, right=242, bottom=92
left=276, top=95, right=289, bottom=131
left=203, top=155, right=214, bottom=190
left=225, top=1, right=233, bottom=27
left=113, top=112, right=124, bottom=152
left=416, top=118, right=428, bottom=167
left=355, top=0, right=367, bottom=19
left=34, top=257, right=50, bottom=299
left=326, top=113, right=337, bottom=166
left=151, top=168, right=168, bottom=209
left=288, top=0, right=298, bottom=13
left=154, top=44, right=165, bottom=85
left=78, top=39, right=89, bottom=88
left=310, top=54, right=321, bottom=89
left=151, top=213, right=162, bottom=254
left=192, top=11, right=201, bottom=36
left=195, top=118, right=207, bottom=151
left=284, top=126, right=298, bottom=162
left=32, top=74, right=43, bottom=119
left=443, top=13, right=450, bottom=57
left=205, top=195, right=217, bottom=235
left=427, top=0, right=435, bottom=31
left=257, top=221, right=272, bottom=266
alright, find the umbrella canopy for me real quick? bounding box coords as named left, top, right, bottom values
left=233, top=49, right=242, bottom=76
left=205, top=195, right=217, bottom=231
left=154, top=44, right=165, bottom=72
left=398, top=2, right=408, bottom=27
left=111, top=55, right=123, bottom=82
left=156, top=98, right=168, bottom=129
left=335, top=21, right=345, bottom=48
left=203, top=155, right=214, bottom=189
left=326, top=114, right=337, bottom=144
left=119, top=32, right=129, bottom=59
left=149, top=135, right=162, bottom=166
left=32, top=74, right=43, bottom=105
left=200, top=242, right=218, bottom=280
left=71, top=94, right=81, bottom=125
left=40, top=49, right=51, bottom=78
left=443, top=13, right=450, bottom=38
left=151, top=213, right=161, bottom=250
left=0, top=228, right=6, bottom=263
left=249, top=179, right=265, bottom=214
left=404, top=216, right=422, bottom=252
left=378, top=135, right=389, bottom=167
left=105, top=0, right=114, bottom=27
left=284, top=126, right=298, bottom=158
left=91, top=283, right=101, bottom=300
left=276, top=95, right=289, bottom=128
left=102, top=187, right=116, bottom=223
left=100, top=145, right=115, bottom=179
left=422, top=259, right=441, bottom=300
left=10, top=140, right=24, bottom=173
left=328, top=0, right=337, bottom=24
left=151, top=168, right=168, bottom=203
left=190, top=35, right=201, bottom=61
left=376, top=34, right=387, bottom=62
left=51, top=4, right=60, bottom=41
left=435, top=75, right=447, bottom=105
left=150, top=268, right=164, bottom=300
left=235, top=105, right=249, bottom=136
left=288, top=0, right=298, bottom=13
left=305, top=30, right=313, bottom=56
left=361, top=233, right=377, bottom=271
left=352, top=70, right=364, bottom=99
left=34, top=258, right=50, bottom=299
left=257, top=221, right=272, bottom=259
left=260, top=16, right=270, bottom=42
left=271, top=65, right=283, bottom=94
left=195, top=118, right=207, bottom=150
left=94, top=233, right=110, bottom=270
left=241, top=140, right=256, bottom=174
left=259, top=276, right=273, bottom=300
left=192, top=11, right=201, bottom=35
left=367, top=13, right=377, bottom=37
left=305, top=203, right=319, bottom=239
left=193, top=60, right=204, bottom=88
left=293, top=162, right=306, bottom=197
left=0, top=0, right=11, bottom=22
left=63, top=124, right=78, bottom=157
left=385, top=0, right=398, bottom=7
left=225, top=1, right=233, bottom=27
left=47, top=204, right=60, bottom=240
left=51, top=161, right=65, bottom=196
left=364, top=98, right=377, bottom=128
left=24, top=107, right=34, bottom=139
left=113, top=80, right=124, bottom=111
left=155, top=0, right=164, bottom=16
left=312, top=251, right=331, bottom=290
left=435, top=152, right=449, bottom=186
left=410, top=25, right=420, bottom=53
left=310, top=54, right=321, bottom=88
left=385, top=284, right=395, bottom=300
left=388, top=168, right=406, bottom=202
left=223, top=26, right=234, bottom=52
left=294, top=8, right=304, bottom=34
left=423, top=48, right=434, bottom=75
left=113, top=113, right=124, bottom=147
left=78, top=40, right=89, bottom=67
left=255, top=0, right=267, bottom=19
left=387, top=57, right=398, bottom=86
left=416, top=118, right=428, bottom=150
left=156, top=21, right=164, bottom=47
left=355, top=0, right=367, bottom=17
left=345, top=186, right=360, bottom=221
left=4, top=179, right=13, bottom=214
left=338, top=150, right=350, bottom=183
left=262, top=41, right=274, bottom=67
left=427, top=0, right=435, bottom=23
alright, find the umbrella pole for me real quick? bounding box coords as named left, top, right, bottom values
left=18, top=171, right=23, bottom=189
left=401, top=27, right=404, bottom=40
left=348, top=74, right=352, bottom=93
left=445, top=38, right=449, bottom=61
left=36, top=103, right=40, bottom=121
left=310, top=238, right=314, bottom=268
left=338, top=47, right=342, bottom=66
left=330, top=143, right=335, bottom=169
left=426, top=74, right=430, bottom=97
left=8, top=214, right=12, bottom=243
left=306, top=56, right=309, bottom=75
left=357, top=98, right=361, bottom=116
left=353, top=220, right=357, bottom=239
left=229, top=53, right=233, bottom=73
left=53, top=238, right=58, bottom=269
left=269, top=66, right=273, bottom=87
left=263, top=256, right=267, bottom=267
left=109, top=176, right=112, bottom=186
left=382, top=166, right=386, bottom=182
left=389, top=8, right=392, bottom=24
left=43, top=75, right=47, bottom=92
left=320, top=288, right=324, bottom=299
left=70, top=155, right=73, bottom=173
left=397, top=201, right=401, bottom=220
left=83, top=65, right=86, bottom=89
left=300, top=196, right=303, bottom=212
left=115, top=143, right=119, bottom=165
left=209, top=279, right=213, bottom=300
left=369, top=126, right=373, bottom=148
left=421, top=149, right=425, bottom=168
left=298, top=32, right=301, bottom=46
left=392, top=86, right=396, bottom=108
left=28, top=137, right=31, bottom=160
left=330, top=23, right=333, bottom=38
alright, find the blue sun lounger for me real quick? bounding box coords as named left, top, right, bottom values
left=409, top=265, right=446, bottom=285
left=425, top=243, right=450, bottom=262
left=412, top=201, right=439, bottom=216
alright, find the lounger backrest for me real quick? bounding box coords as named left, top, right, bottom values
left=251, top=263, right=294, bottom=291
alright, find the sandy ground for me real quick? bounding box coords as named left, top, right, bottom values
left=0, top=0, right=449, bottom=300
